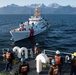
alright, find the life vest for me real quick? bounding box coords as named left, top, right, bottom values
left=6, top=52, right=11, bottom=59
left=21, top=66, right=28, bottom=72
left=52, top=65, right=58, bottom=75
left=30, top=29, right=34, bottom=36
left=55, top=56, right=61, bottom=65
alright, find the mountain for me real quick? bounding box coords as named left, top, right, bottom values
left=48, top=3, right=61, bottom=8
left=27, top=4, right=46, bottom=8
left=0, top=3, right=76, bottom=14
left=6, top=4, right=20, bottom=7
left=0, top=4, right=31, bottom=14
left=27, top=4, right=39, bottom=8
left=54, top=5, right=76, bottom=14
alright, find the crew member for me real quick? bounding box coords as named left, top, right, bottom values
left=30, top=24, right=34, bottom=37
left=34, top=43, right=40, bottom=55
left=70, top=52, right=76, bottom=75
left=5, top=48, right=14, bottom=71
left=48, top=59, right=59, bottom=75
left=54, top=50, right=63, bottom=75
left=19, top=57, right=29, bottom=75
left=19, top=22, right=26, bottom=31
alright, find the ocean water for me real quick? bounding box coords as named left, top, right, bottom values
left=0, top=14, right=76, bottom=54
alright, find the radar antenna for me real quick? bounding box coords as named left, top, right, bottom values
left=34, top=6, right=41, bottom=17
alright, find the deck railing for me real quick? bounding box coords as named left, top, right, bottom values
left=43, top=49, right=73, bottom=63
left=0, top=48, right=74, bottom=64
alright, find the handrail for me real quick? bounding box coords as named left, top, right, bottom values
left=43, top=49, right=73, bottom=64
left=1, top=48, right=72, bottom=55
left=44, top=49, right=72, bottom=55
left=1, top=48, right=33, bottom=58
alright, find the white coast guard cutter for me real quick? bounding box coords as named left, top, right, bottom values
left=10, top=7, right=50, bottom=42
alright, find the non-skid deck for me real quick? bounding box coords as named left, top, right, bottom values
left=0, top=57, right=71, bottom=75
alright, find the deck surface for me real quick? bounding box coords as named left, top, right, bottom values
left=0, top=56, right=71, bottom=75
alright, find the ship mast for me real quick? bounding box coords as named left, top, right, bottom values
left=34, top=6, right=41, bottom=17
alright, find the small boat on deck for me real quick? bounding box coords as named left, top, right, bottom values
left=10, top=7, right=51, bottom=42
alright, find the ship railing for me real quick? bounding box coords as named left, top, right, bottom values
left=43, top=49, right=72, bottom=55
left=0, top=48, right=8, bottom=56
left=1, top=48, right=34, bottom=59
left=42, top=49, right=73, bottom=63
left=1, top=48, right=74, bottom=64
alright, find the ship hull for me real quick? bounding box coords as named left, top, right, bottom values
left=10, top=25, right=50, bottom=42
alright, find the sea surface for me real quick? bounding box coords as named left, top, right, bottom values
left=0, top=14, right=76, bottom=54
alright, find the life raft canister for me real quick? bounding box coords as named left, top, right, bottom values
left=30, top=29, right=34, bottom=37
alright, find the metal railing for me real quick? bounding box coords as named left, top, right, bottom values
left=43, top=49, right=72, bottom=55
left=43, top=49, right=73, bottom=63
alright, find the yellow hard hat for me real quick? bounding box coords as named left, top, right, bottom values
left=73, top=52, right=76, bottom=56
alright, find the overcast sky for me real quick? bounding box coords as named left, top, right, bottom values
left=0, top=0, right=76, bottom=7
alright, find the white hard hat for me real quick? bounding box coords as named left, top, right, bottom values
left=56, top=50, right=60, bottom=54
left=36, top=43, right=39, bottom=45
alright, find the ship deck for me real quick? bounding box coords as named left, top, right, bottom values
left=0, top=56, right=71, bottom=75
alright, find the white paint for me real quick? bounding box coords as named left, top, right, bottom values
left=13, top=46, right=28, bottom=59
left=10, top=8, right=50, bottom=42
left=19, top=47, right=28, bottom=59
left=35, top=53, right=49, bottom=73
left=13, top=46, right=20, bottom=58
left=37, top=59, right=42, bottom=73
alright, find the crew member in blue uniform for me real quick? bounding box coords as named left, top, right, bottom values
left=19, top=57, right=29, bottom=75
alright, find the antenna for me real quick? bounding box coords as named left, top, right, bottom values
left=34, top=5, right=41, bottom=17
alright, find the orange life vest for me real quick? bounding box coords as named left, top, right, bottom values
left=6, top=52, right=11, bottom=59
left=21, top=66, right=28, bottom=72
left=55, top=56, right=61, bottom=65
